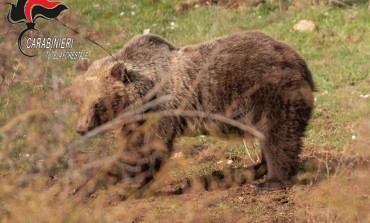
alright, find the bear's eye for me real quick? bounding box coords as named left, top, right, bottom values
left=94, top=102, right=107, bottom=114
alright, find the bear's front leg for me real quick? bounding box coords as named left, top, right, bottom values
left=104, top=117, right=183, bottom=198
left=104, top=120, right=173, bottom=198
left=70, top=119, right=175, bottom=199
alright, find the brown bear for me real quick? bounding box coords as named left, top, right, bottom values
left=71, top=31, right=315, bottom=193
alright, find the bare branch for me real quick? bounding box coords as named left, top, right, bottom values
left=64, top=104, right=264, bottom=160
left=330, top=0, right=352, bottom=7
left=129, top=110, right=265, bottom=140
left=54, top=18, right=119, bottom=62
left=63, top=95, right=174, bottom=154
left=0, top=110, right=46, bottom=135
left=243, top=139, right=256, bottom=164
left=124, top=76, right=171, bottom=112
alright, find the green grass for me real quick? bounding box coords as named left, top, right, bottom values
left=1, top=0, right=370, bottom=176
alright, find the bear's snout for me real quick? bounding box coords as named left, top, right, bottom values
left=76, top=128, right=87, bottom=136
left=76, top=124, right=99, bottom=135
left=76, top=109, right=98, bottom=136
left=76, top=118, right=90, bottom=136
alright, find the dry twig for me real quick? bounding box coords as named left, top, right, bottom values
left=243, top=139, right=256, bottom=164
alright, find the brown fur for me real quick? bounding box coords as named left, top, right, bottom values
left=71, top=31, right=315, bottom=194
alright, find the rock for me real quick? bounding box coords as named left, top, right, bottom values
left=172, top=152, right=184, bottom=159
left=293, top=20, right=316, bottom=32
left=24, top=154, right=30, bottom=160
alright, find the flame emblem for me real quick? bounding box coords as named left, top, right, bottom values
left=7, top=0, right=68, bottom=57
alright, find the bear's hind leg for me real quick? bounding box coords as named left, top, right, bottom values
left=254, top=91, right=313, bottom=190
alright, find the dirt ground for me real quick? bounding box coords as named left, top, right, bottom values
left=49, top=126, right=368, bottom=223
left=63, top=142, right=298, bottom=223
left=104, top=185, right=296, bottom=223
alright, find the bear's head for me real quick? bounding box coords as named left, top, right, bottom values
left=72, top=58, right=131, bottom=135
left=71, top=34, right=177, bottom=135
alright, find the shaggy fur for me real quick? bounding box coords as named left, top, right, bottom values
left=72, top=31, right=315, bottom=193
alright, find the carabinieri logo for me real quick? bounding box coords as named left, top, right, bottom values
left=7, top=0, right=68, bottom=57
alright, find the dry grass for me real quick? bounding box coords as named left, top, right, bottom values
left=295, top=120, right=370, bottom=223
left=1, top=0, right=370, bottom=222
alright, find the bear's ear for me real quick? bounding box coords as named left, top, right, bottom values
left=110, top=62, right=133, bottom=84
left=75, top=59, right=90, bottom=73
